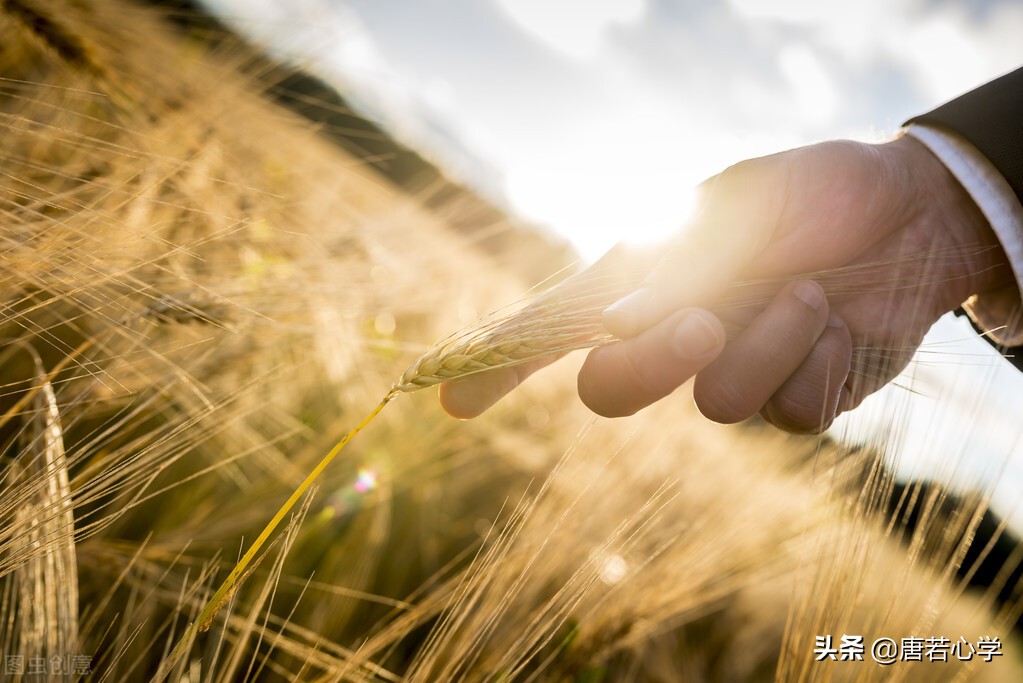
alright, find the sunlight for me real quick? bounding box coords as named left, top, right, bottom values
left=505, top=154, right=697, bottom=262
left=498, top=98, right=745, bottom=262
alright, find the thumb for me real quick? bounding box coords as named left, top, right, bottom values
left=602, top=155, right=788, bottom=339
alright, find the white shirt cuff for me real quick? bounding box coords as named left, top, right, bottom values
left=906, top=124, right=1023, bottom=346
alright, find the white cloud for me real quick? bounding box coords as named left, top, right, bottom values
left=777, top=44, right=839, bottom=125
left=888, top=4, right=1023, bottom=103
left=727, top=0, right=1021, bottom=104
left=727, top=0, right=899, bottom=52
left=896, top=13, right=987, bottom=102
left=491, top=0, right=646, bottom=61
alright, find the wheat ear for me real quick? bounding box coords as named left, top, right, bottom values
left=393, top=248, right=646, bottom=392
left=391, top=289, right=624, bottom=392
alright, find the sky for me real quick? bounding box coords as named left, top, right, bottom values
left=203, top=0, right=1023, bottom=529
left=207, top=0, right=1022, bottom=259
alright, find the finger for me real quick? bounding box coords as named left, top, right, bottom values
left=603, top=156, right=788, bottom=339
left=693, top=280, right=830, bottom=424
left=577, top=308, right=725, bottom=417
left=759, top=314, right=852, bottom=433
left=438, top=356, right=556, bottom=419
left=837, top=343, right=918, bottom=413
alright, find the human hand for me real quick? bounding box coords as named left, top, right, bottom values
left=440, top=135, right=1013, bottom=432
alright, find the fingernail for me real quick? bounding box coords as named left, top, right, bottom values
left=671, top=312, right=720, bottom=358
left=827, top=313, right=845, bottom=328
left=603, top=288, right=654, bottom=336
left=792, top=281, right=824, bottom=310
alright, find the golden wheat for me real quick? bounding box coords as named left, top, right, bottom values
left=392, top=285, right=624, bottom=393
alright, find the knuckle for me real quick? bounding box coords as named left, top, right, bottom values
left=719, top=156, right=767, bottom=185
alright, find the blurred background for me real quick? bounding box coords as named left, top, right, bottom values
left=202, top=0, right=1023, bottom=531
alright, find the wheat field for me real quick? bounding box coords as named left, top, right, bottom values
left=0, top=1, right=1020, bottom=681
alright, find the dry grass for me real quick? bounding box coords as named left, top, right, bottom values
left=0, top=1, right=1021, bottom=681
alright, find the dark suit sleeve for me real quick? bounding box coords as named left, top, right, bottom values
left=906, top=66, right=1023, bottom=208
left=907, top=66, right=1023, bottom=371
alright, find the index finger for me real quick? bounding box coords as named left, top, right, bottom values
left=438, top=355, right=558, bottom=418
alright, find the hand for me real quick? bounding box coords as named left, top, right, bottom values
left=441, top=135, right=1013, bottom=432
